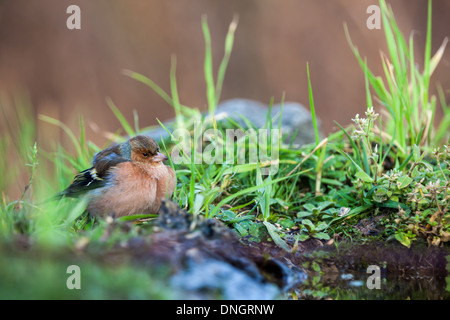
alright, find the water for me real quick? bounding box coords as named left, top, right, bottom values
left=289, top=271, right=449, bottom=300
left=285, top=243, right=450, bottom=300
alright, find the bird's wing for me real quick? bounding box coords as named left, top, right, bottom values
left=56, top=167, right=105, bottom=198
left=57, top=144, right=131, bottom=199
left=93, top=150, right=130, bottom=178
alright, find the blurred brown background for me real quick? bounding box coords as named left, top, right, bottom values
left=0, top=0, right=449, bottom=150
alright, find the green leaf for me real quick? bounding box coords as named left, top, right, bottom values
left=313, top=232, right=330, bottom=240
left=316, top=201, right=334, bottom=211
left=327, top=204, right=373, bottom=227
left=297, top=211, right=313, bottom=218
left=397, top=175, right=413, bottom=189
left=419, top=161, right=433, bottom=172
left=376, top=200, right=411, bottom=214
left=311, top=261, right=321, bottom=272
left=296, top=234, right=310, bottom=242
left=413, top=144, right=420, bottom=162
left=302, top=219, right=316, bottom=232
left=278, top=219, right=295, bottom=229
left=234, top=222, right=248, bottom=237
left=303, top=203, right=316, bottom=211
left=315, top=222, right=328, bottom=231
left=117, top=213, right=158, bottom=221
left=222, top=163, right=258, bottom=175
left=395, top=232, right=412, bottom=248
left=193, top=193, right=205, bottom=214
left=264, top=221, right=291, bottom=252
left=355, top=170, right=374, bottom=183
left=373, top=187, right=390, bottom=202
left=218, top=210, right=236, bottom=222
left=321, top=178, right=344, bottom=187
left=335, top=148, right=373, bottom=183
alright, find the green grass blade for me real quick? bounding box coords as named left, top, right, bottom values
left=38, top=115, right=82, bottom=158
left=306, top=62, right=320, bottom=146
left=210, top=170, right=307, bottom=217
left=363, top=60, right=373, bottom=109
left=106, top=97, right=136, bottom=137
left=170, top=55, right=183, bottom=127
left=215, top=15, right=238, bottom=106
left=423, top=0, right=432, bottom=95
left=333, top=121, right=363, bottom=169
left=123, top=70, right=173, bottom=106
left=201, top=15, right=216, bottom=114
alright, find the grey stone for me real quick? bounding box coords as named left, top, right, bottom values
left=271, top=101, right=321, bottom=147
left=211, top=99, right=321, bottom=147
left=143, top=121, right=174, bottom=141
left=170, top=258, right=280, bottom=300
left=143, top=98, right=321, bottom=148
left=212, top=98, right=268, bottom=128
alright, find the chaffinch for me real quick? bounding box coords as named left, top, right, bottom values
left=58, top=135, right=176, bottom=218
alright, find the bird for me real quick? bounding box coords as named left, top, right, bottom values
left=57, top=135, right=176, bottom=218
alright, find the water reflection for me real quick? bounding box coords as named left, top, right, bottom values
left=288, top=253, right=450, bottom=300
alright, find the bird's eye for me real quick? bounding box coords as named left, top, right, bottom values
left=142, top=153, right=149, bottom=157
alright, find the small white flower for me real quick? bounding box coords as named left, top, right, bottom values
left=339, top=207, right=351, bottom=217
left=351, top=114, right=360, bottom=124
left=365, top=106, right=374, bottom=117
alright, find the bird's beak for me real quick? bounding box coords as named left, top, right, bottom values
left=153, top=152, right=169, bottom=162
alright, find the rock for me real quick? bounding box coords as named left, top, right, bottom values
left=213, top=99, right=320, bottom=147
left=152, top=199, right=307, bottom=299
left=212, top=98, right=268, bottom=128
left=274, top=101, right=321, bottom=147
left=144, top=122, right=173, bottom=142
left=170, top=258, right=280, bottom=300
left=143, top=98, right=321, bottom=148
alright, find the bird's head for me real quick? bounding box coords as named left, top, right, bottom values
left=128, top=135, right=168, bottom=164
